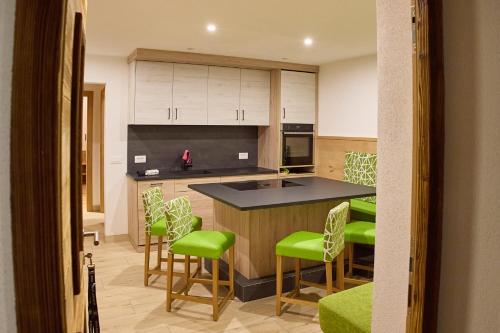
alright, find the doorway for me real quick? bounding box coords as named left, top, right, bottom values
left=83, top=83, right=105, bottom=237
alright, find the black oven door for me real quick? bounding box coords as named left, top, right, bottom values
left=282, top=132, right=314, bottom=166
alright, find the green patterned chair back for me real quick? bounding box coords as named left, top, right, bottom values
left=323, top=202, right=350, bottom=262
left=165, top=196, right=194, bottom=245
left=142, top=187, right=167, bottom=234
left=344, top=151, right=377, bottom=203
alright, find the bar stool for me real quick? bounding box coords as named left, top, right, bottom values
left=142, top=187, right=202, bottom=286
left=275, top=202, right=350, bottom=316
left=344, top=221, right=376, bottom=285
left=165, top=196, right=235, bottom=321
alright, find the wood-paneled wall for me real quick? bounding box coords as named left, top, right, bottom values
left=315, top=136, right=377, bottom=180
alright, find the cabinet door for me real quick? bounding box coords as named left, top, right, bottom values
left=208, top=66, right=241, bottom=125
left=281, top=70, right=316, bottom=124
left=134, top=61, right=173, bottom=124
left=240, top=69, right=270, bottom=126
left=173, top=64, right=208, bottom=125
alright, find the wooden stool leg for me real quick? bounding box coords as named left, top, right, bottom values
left=275, top=255, right=283, bottom=316
left=212, top=259, right=219, bottom=321
left=325, top=261, right=333, bottom=295
left=229, top=246, right=235, bottom=299
left=184, top=255, right=191, bottom=295
left=337, top=250, right=345, bottom=291
left=166, top=252, right=174, bottom=312
left=144, top=233, right=151, bottom=286
left=157, top=236, right=163, bottom=269
left=348, top=242, right=354, bottom=276
left=295, top=258, right=301, bottom=295
left=197, top=256, right=202, bottom=274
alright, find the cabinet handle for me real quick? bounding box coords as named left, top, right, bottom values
left=242, top=109, right=245, bottom=121
left=150, top=183, right=162, bottom=187
left=236, top=109, right=239, bottom=120
left=168, top=107, right=171, bottom=120
left=175, top=108, right=178, bottom=120
left=283, top=108, right=286, bottom=119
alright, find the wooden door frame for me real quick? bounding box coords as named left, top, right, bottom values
left=83, top=90, right=94, bottom=210
left=407, top=0, right=445, bottom=332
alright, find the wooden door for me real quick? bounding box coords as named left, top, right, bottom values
left=134, top=61, right=174, bottom=124
left=407, top=1, right=445, bottom=332
left=207, top=66, right=241, bottom=125
left=11, top=0, right=89, bottom=331
left=173, top=63, right=209, bottom=125
left=281, top=70, right=316, bottom=124
left=240, top=69, right=271, bottom=126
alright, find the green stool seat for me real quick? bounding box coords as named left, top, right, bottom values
left=350, top=199, right=376, bottom=217
left=344, top=221, right=376, bottom=246
left=150, top=215, right=203, bottom=236
left=319, top=282, right=373, bottom=333
left=276, top=231, right=324, bottom=262
left=171, top=230, right=235, bottom=259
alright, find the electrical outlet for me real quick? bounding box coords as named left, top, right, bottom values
left=134, top=155, right=146, bottom=163
left=239, top=152, right=249, bottom=160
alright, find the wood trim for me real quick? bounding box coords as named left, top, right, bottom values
left=100, top=86, right=105, bottom=212
left=128, top=48, right=319, bottom=73
left=407, top=0, right=445, bottom=332
left=10, top=0, right=67, bottom=331
left=315, top=135, right=378, bottom=142
left=83, top=90, right=93, bottom=211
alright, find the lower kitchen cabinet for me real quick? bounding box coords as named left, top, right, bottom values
left=128, top=173, right=277, bottom=251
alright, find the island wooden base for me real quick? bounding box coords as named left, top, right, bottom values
left=213, top=199, right=345, bottom=279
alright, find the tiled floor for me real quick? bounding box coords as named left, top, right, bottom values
left=82, top=191, right=323, bottom=332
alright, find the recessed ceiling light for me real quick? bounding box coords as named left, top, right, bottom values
left=206, top=24, right=217, bottom=32
left=304, top=37, right=313, bottom=46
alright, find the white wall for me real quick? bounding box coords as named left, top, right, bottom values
left=318, top=54, right=378, bottom=137
left=0, top=0, right=17, bottom=331
left=84, top=55, right=129, bottom=235
left=372, top=0, right=413, bottom=332
left=439, top=0, right=500, bottom=331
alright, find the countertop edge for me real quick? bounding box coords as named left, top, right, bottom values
left=126, top=168, right=278, bottom=181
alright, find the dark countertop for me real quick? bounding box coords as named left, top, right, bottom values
left=189, top=177, right=376, bottom=211
left=126, top=167, right=277, bottom=181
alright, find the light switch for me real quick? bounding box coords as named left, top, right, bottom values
left=134, top=155, right=147, bottom=164
left=239, top=152, right=249, bottom=160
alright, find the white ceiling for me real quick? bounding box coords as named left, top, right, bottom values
left=86, top=0, right=376, bottom=65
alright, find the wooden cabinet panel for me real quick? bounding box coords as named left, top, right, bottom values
left=173, top=64, right=208, bottom=125
left=208, top=66, right=241, bottom=125
left=174, top=176, right=221, bottom=192
left=240, top=69, right=271, bottom=126
left=134, top=61, right=173, bottom=124
left=281, top=70, right=316, bottom=124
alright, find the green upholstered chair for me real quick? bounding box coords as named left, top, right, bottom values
left=319, top=282, right=373, bottom=333
left=165, top=196, right=235, bottom=321
left=344, top=221, right=376, bottom=285
left=142, top=187, right=202, bottom=286
left=344, top=151, right=377, bottom=222
left=275, top=202, right=350, bottom=316
left=343, top=151, right=377, bottom=283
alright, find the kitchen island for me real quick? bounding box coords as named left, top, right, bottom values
left=189, top=176, right=376, bottom=301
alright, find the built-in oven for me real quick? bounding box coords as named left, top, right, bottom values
left=281, top=124, right=314, bottom=166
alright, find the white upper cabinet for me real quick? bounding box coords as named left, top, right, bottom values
left=239, top=69, right=270, bottom=126
left=172, top=64, right=209, bottom=125
left=133, top=61, right=174, bottom=124
left=208, top=66, right=241, bottom=125
left=129, top=61, right=271, bottom=126
left=280, top=70, right=316, bottom=124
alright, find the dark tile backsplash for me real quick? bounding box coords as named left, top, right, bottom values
left=127, top=125, right=258, bottom=174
